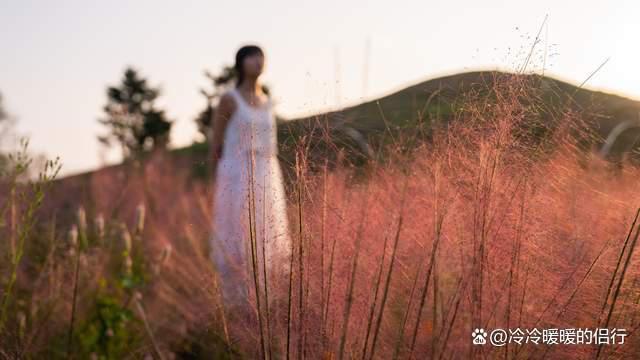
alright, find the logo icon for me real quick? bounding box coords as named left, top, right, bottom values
left=472, top=328, right=488, bottom=345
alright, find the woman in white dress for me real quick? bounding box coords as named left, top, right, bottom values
left=209, top=45, right=292, bottom=319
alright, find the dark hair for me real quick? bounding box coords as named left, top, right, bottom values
left=234, top=45, right=264, bottom=87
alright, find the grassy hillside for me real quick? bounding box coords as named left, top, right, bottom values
left=35, top=70, right=640, bottom=218
left=277, top=70, right=640, bottom=171
left=50, top=71, right=640, bottom=189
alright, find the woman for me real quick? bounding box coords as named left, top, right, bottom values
left=209, top=45, right=292, bottom=316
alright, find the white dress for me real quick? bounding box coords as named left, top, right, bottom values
left=210, top=86, right=292, bottom=308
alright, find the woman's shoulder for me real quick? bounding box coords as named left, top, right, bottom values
left=219, top=88, right=239, bottom=107
left=216, top=89, right=239, bottom=117
left=221, top=87, right=238, bottom=101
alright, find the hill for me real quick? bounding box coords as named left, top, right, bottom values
left=277, top=70, right=640, bottom=172
left=28, top=70, right=640, bottom=224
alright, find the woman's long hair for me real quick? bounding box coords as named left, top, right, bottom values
left=234, top=45, right=264, bottom=87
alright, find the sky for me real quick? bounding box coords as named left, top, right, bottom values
left=1, top=0, right=639, bottom=176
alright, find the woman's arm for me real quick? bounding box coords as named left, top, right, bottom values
left=210, top=93, right=235, bottom=179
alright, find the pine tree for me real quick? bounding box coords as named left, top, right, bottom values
left=98, top=67, right=172, bottom=159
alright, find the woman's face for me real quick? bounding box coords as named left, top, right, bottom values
left=242, top=53, right=264, bottom=78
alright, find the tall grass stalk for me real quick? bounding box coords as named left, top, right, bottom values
left=320, top=158, right=328, bottom=353
left=372, top=175, right=409, bottom=360
left=133, top=292, right=164, bottom=360
left=212, top=276, right=232, bottom=357
left=337, top=183, right=370, bottom=360
left=295, top=149, right=305, bottom=360
left=407, top=162, right=448, bottom=358
left=437, top=275, right=468, bottom=359
left=247, top=151, right=267, bottom=359
left=505, top=181, right=526, bottom=359
left=322, top=191, right=350, bottom=356
left=286, top=212, right=294, bottom=360
left=66, top=225, right=81, bottom=358
left=0, top=142, right=59, bottom=334
left=391, top=248, right=423, bottom=360
left=598, top=208, right=640, bottom=322
left=261, top=173, right=273, bottom=360
left=595, top=208, right=640, bottom=359
left=360, top=230, right=389, bottom=360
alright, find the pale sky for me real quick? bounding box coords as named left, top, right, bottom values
left=1, top=0, right=639, bottom=176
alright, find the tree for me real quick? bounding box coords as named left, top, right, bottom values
left=98, top=67, right=173, bottom=159
left=194, top=65, right=270, bottom=141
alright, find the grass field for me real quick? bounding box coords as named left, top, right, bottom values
left=1, top=72, right=639, bottom=359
